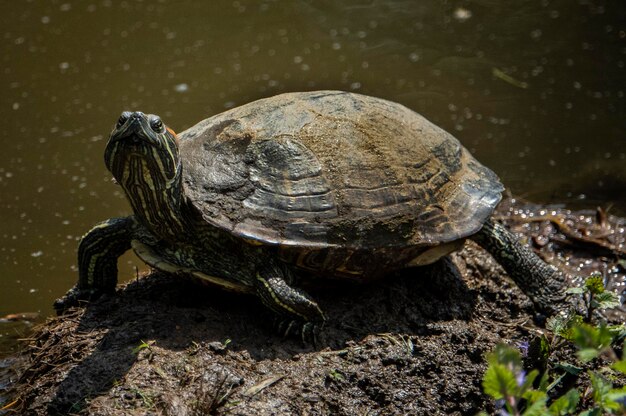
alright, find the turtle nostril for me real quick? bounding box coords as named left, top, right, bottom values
left=117, top=111, right=132, bottom=128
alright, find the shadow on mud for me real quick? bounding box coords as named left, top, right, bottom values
left=42, top=258, right=475, bottom=413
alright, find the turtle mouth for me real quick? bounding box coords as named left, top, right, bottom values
left=120, top=132, right=148, bottom=148
left=122, top=132, right=143, bottom=145
left=112, top=119, right=160, bottom=148
left=109, top=130, right=153, bottom=158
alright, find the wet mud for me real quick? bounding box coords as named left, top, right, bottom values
left=4, top=201, right=625, bottom=415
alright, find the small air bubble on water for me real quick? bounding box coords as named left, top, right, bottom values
left=453, top=7, right=472, bottom=22
left=174, top=83, right=189, bottom=93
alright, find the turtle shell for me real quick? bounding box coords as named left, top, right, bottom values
left=179, top=91, right=503, bottom=250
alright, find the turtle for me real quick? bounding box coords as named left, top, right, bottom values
left=55, top=90, right=566, bottom=335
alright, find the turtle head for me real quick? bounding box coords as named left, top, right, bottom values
left=105, top=111, right=189, bottom=239
left=105, top=111, right=181, bottom=190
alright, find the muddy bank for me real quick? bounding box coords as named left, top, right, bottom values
left=5, top=201, right=625, bottom=415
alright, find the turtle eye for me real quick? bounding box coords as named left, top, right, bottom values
left=117, top=111, right=131, bottom=128
left=150, top=116, right=164, bottom=132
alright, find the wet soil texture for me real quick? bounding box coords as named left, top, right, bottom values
left=6, top=201, right=625, bottom=415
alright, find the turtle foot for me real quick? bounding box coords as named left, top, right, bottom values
left=53, top=286, right=105, bottom=315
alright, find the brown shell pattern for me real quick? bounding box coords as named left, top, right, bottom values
left=180, top=91, right=503, bottom=249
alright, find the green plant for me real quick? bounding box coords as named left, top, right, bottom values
left=482, top=343, right=579, bottom=415
left=327, top=369, right=346, bottom=383
left=481, top=275, right=625, bottom=415
left=132, top=340, right=153, bottom=355
left=565, top=274, right=620, bottom=323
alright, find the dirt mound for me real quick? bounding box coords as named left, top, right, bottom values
left=5, top=201, right=625, bottom=415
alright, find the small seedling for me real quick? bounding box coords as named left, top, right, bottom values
left=481, top=343, right=555, bottom=415
left=131, top=388, right=154, bottom=408
left=327, top=369, right=345, bottom=383
left=132, top=340, right=154, bottom=355
left=566, top=274, right=620, bottom=323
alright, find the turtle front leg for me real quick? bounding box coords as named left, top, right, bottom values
left=255, top=262, right=325, bottom=340
left=54, top=216, right=136, bottom=313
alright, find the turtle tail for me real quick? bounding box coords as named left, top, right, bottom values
left=470, top=219, right=567, bottom=316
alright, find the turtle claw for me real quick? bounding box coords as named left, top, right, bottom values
left=275, top=318, right=323, bottom=346
left=53, top=285, right=104, bottom=315
left=301, top=322, right=322, bottom=347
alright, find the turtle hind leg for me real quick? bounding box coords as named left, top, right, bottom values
left=255, top=262, right=325, bottom=343
left=54, top=216, right=136, bottom=314
left=470, top=218, right=567, bottom=315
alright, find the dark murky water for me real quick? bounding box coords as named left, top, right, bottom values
left=0, top=0, right=624, bottom=350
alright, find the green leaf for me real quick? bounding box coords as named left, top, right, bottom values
left=577, top=348, right=600, bottom=363
left=585, top=275, right=605, bottom=295
left=548, top=388, right=580, bottom=415
left=482, top=363, right=518, bottom=400
left=546, top=364, right=583, bottom=394
left=571, top=323, right=613, bottom=360
left=565, top=287, right=586, bottom=295
left=328, top=369, right=345, bottom=382
left=606, top=387, right=626, bottom=412
left=577, top=409, right=602, bottom=416
left=589, top=371, right=612, bottom=406
left=612, top=359, right=626, bottom=375
left=546, top=372, right=568, bottom=394
left=521, top=396, right=548, bottom=416
left=487, top=343, right=523, bottom=368
left=132, top=340, right=151, bottom=354
left=554, top=362, right=583, bottom=376
left=523, top=388, right=547, bottom=403
left=607, top=325, right=626, bottom=340
left=546, top=315, right=567, bottom=335
left=591, top=291, right=621, bottom=310
left=546, top=314, right=583, bottom=340
left=520, top=369, right=540, bottom=393
left=537, top=369, right=551, bottom=392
